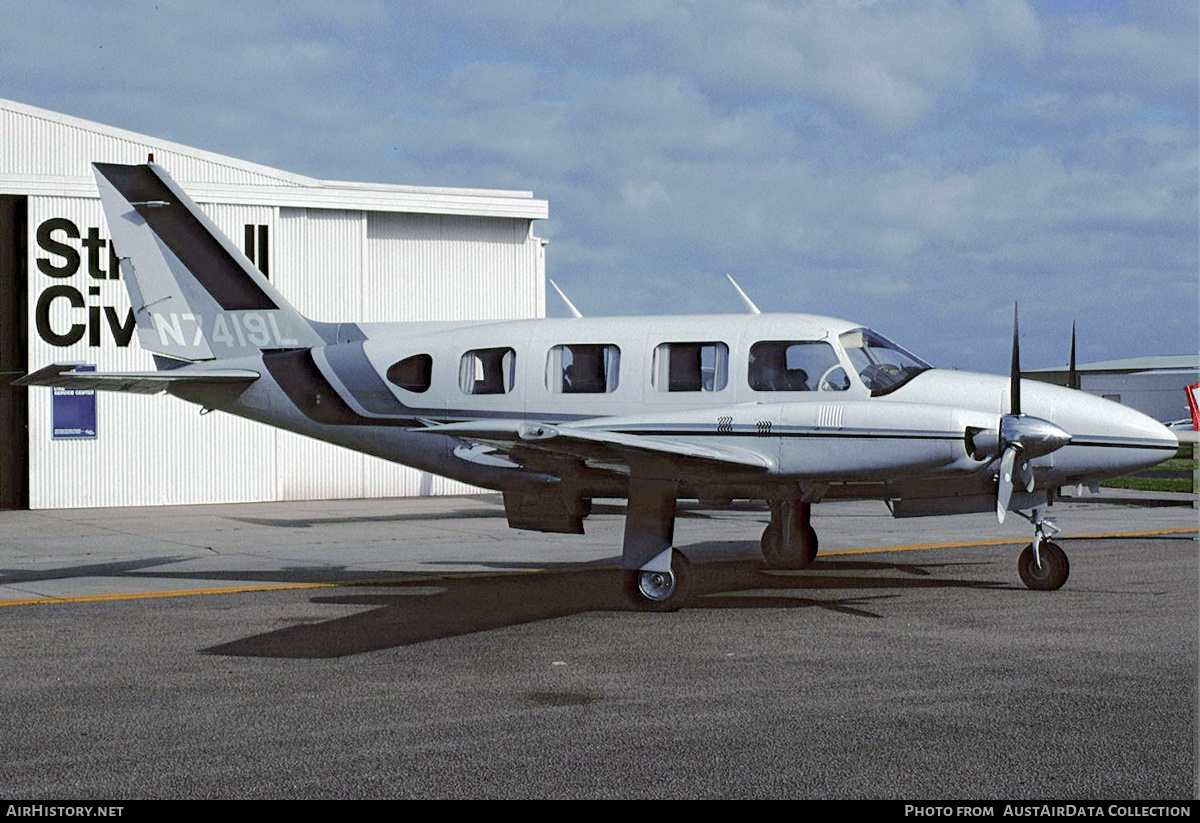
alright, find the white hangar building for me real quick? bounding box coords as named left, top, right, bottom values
left=1026, top=355, right=1200, bottom=426
left=0, top=99, right=548, bottom=510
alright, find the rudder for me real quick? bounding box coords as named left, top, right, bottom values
left=93, top=162, right=321, bottom=361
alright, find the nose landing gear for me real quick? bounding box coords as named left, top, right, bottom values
left=1014, top=503, right=1070, bottom=590
left=1018, top=541, right=1069, bottom=590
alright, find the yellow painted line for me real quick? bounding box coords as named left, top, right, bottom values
left=821, top=527, right=1198, bottom=557
left=1070, top=528, right=1199, bottom=540
left=0, top=581, right=336, bottom=607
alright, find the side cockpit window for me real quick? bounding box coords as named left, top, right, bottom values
left=652, top=342, right=728, bottom=392
left=546, top=344, right=620, bottom=394
left=749, top=341, right=849, bottom=392
left=386, top=354, right=432, bottom=393
left=460, top=347, right=515, bottom=395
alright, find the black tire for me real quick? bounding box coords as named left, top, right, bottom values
left=1018, top=541, right=1069, bottom=590
left=624, top=549, right=691, bottom=611
left=761, top=522, right=817, bottom=569
left=794, top=525, right=819, bottom=569
left=760, top=520, right=783, bottom=565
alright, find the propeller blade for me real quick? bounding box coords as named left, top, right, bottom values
left=997, top=445, right=1018, bottom=523
left=1017, top=458, right=1035, bottom=493
left=1069, top=322, right=1078, bottom=390
left=1009, top=303, right=1021, bottom=416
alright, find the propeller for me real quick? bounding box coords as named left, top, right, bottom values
left=994, top=304, right=1072, bottom=523
left=1068, top=322, right=1079, bottom=391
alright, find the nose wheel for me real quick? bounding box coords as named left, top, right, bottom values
left=1014, top=502, right=1070, bottom=590
left=1018, top=541, right=1069, bottom=590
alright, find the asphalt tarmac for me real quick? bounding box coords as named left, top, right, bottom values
left=0, top=492, right=1196, bottom=799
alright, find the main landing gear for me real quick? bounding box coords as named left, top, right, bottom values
left=760, top=498, right=818, bottom=569
left=620, top=488, right=820, bottom=609
left=623, top=549, right=692, bottom=611
left=621, top=477, right=691, bottom=610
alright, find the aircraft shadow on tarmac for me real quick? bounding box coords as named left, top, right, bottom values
left=0, top=556, right=436, bottom=586
left=200, top=549, right=1006, bottom=659
left=0, top=556, right=195, bottom=584
left=225, top=505, right=509, bottom=529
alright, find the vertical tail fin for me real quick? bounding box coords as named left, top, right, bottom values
left=93, top=162, right=322, bottom=361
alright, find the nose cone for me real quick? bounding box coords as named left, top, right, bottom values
left=1032, top=383, right=1179, bottom=481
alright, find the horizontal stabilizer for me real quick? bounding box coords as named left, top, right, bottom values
left=14, top=363, right=260, bottom=395
left=427, top=419, right=774, bottom=473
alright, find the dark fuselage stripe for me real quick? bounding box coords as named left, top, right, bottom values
left=1064, top=438, right=1179, bottom=451
left=611, top=428, right=1176, bottom=450
left=614, top=428, right=961, bottom=441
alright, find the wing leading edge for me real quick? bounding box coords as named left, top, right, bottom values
left=14, top=363, right=260, bottom=395
left=428, top=419, right=775, bottom=475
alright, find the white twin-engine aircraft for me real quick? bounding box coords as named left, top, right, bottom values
left=18, top=163, right=1179, bottom=609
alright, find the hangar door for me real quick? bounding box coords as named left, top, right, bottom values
left=0, top=196, right=28, bottom=508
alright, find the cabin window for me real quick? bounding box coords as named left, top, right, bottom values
left=748, top=341, right=848, bottom=392
left=546, top=344, right=620, bottom=394
left=652, top=342, right=728, bottom=392
left=459, top=347, right=516, bottom=395
left=386, top=354, right=433, bottom=393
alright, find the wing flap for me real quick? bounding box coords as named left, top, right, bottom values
left=13, top=363, right=260, bottom=395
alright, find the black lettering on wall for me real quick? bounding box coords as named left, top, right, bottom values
left=36, top=218, right=80, bottom=277
left=244, top=223, right=269, bottom=278
left=35, top=285, right=86, bottom=346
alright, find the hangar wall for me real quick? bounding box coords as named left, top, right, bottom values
left=1, top=99, right=548, bottom=509
left=1027, top=356, right=1199, bottom=425
left=1081, top=371, right=1199, bottom=425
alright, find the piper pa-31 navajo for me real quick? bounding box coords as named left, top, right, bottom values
left=17, top=163, right=1179, bottom=609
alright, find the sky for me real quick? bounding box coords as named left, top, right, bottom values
left=1, top=0, right=1195, bottom=374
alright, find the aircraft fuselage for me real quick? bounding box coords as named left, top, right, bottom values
left=189, top=311, right=1175, bottom=509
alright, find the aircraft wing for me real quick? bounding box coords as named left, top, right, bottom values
left=429, top=419, right=774, bottom=474
left=13, top=363, right=260, bottom=395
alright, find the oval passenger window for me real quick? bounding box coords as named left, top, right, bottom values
left=387, top=354, right=433, bottom=393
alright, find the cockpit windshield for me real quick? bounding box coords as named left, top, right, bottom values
left=838, top=328, right=932, bottom=396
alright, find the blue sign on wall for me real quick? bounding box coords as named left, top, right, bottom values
left=52, top=364, right=96, bottom=439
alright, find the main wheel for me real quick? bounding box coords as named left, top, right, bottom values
left=624, top=549, right=691, bottom=611
left=1018, top=541, right=1069, bottom=590
left=761, top=520, right=783, bottom=564
left=761, top=521, right=818, bottom=569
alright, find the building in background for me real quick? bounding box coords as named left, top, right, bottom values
left=1026, top=355, right=1199, bottom=426
left=0, top=99, right=547, bottom=509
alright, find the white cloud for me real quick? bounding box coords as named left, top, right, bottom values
left=1060, top=13, right=1197, bottom=94
left=621, top=181, right=670, bottom=212
left=0, top=0, right=1192, bottom=371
